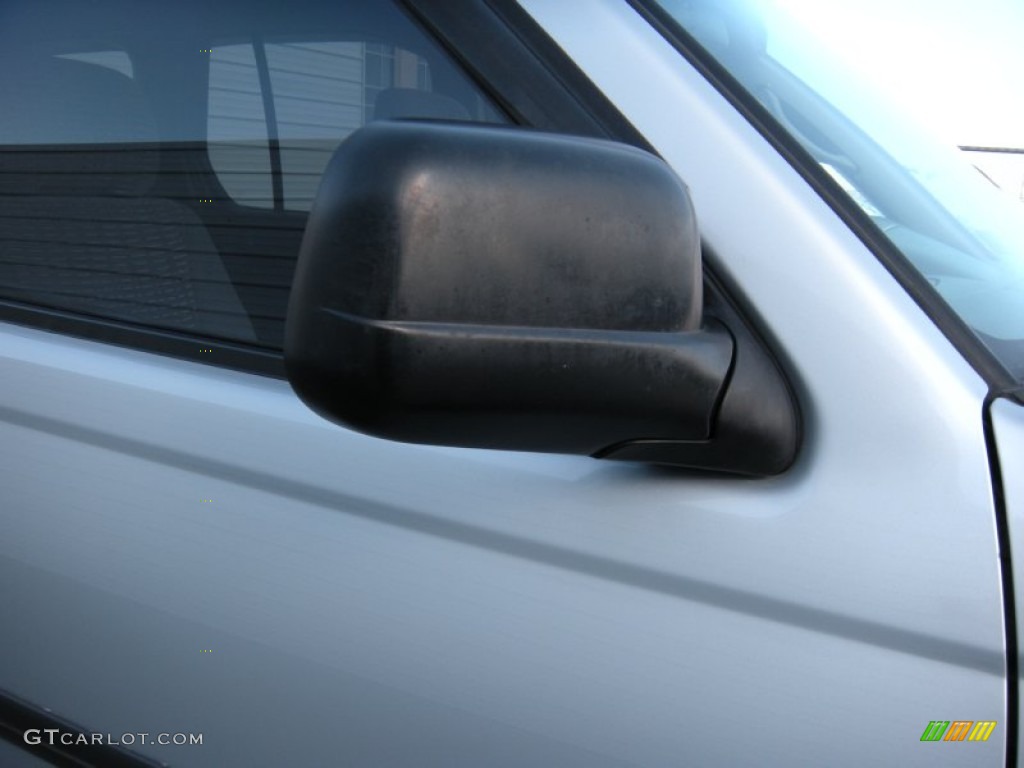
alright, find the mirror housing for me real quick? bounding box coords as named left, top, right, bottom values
left=286, top=122, right=798, bottom=474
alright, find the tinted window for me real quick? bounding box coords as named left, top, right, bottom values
left=0, top=1, right=506, bottom=351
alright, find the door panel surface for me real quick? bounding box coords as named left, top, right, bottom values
left=0, top=0, right=1010, bottom=766
left=0, top=315, right=1005, bottom=768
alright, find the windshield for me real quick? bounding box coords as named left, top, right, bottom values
left=647, top=0, right=1024, bottom=380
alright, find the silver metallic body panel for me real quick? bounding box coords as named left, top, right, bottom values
left=0, top=1, right=1008, bottom=764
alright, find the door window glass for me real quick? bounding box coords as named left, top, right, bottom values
left=0, top=1, right=507, bottom=351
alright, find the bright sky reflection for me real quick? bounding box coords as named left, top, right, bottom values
left=767, top=0, right=1024, bottom=148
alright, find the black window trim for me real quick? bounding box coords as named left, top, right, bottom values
left=0, top=300, right=285, bottom=378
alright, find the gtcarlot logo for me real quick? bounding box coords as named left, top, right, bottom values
left=24, top=729, right=203, bottom=747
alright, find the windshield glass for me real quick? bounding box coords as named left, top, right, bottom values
left=648, top=0, right=1024, bottom=379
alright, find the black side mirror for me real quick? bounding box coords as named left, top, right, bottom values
left=286, top=122, right=798, bottom=475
